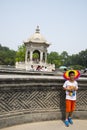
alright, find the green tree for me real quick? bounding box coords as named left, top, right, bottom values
left=78, top=49, right=87, bottom=67
left=60, top=51, right=69, bottom=65
left=16, top=44, right=26, bottom=62
left=33, top=53, right=39, bottom=60
left=69, top=65, right=84, bottom=70
left=0, top=44, right=16, bottom=65
left=47, top=52, right=62, bottom=67
left=67, top=49, right=87, bottom=68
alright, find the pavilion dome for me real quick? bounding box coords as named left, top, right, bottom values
left=25, top=26, right=49, bottom=44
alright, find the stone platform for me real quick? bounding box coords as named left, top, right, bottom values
left=1, top=120, right=87, bottom=130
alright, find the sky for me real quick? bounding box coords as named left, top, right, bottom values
left=0, top=0, right=87, bottom=55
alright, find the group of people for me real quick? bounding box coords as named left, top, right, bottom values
left=30, top=65, right=48, bottom=71
left=36, top=65, right=47, bottom=71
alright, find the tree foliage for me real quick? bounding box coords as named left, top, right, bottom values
left=0, top=44, right=16, bottom=65
left=47, top=49, right=87, bottom=69
left=47, top=52, right=61, bottom=67
left=33, top=52, right=39, bottom=60
left=15, top=44, right=26, bottom=62
left=1, top=43, right=87, bottom=70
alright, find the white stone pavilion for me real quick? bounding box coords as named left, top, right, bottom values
left=16, top=26, right=55, bottom=71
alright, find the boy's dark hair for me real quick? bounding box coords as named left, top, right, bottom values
left=68, top=71, right=75, bottom=76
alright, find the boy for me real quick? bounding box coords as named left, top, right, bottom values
left=63, top=71, right=78, bottom=127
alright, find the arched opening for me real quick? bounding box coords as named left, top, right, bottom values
left=33, top=50, right=40, bottom=63
left=43, top=52, right=45, bottom=62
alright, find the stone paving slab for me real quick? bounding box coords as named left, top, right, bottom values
left=1, top=120, right=87, bottom=130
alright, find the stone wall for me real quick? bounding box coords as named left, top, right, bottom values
left=0, top=76, right=87, bottom=128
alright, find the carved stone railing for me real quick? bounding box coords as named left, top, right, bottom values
left=0, top=75, right=87, bottom=128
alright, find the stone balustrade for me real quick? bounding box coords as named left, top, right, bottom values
left=0, top=75, right=87, bottom=128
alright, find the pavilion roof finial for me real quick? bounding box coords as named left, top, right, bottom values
left=35, top=25, right=40, bottom=33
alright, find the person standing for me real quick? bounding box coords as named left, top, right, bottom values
left=63, top=71, right=78, bottom=127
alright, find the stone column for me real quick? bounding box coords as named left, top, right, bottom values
left=40, top=51, right=43, bottom=62
left=25, top=49, right=28, bottom=63
left=45, top=51, right=47, bottom=63
left=30, top=51, right=33, bottom=61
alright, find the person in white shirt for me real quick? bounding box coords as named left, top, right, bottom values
left=63, top=71, right=78, bottom=127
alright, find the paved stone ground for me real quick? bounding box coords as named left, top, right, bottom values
left=1, top=120, right=87, bottom=130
